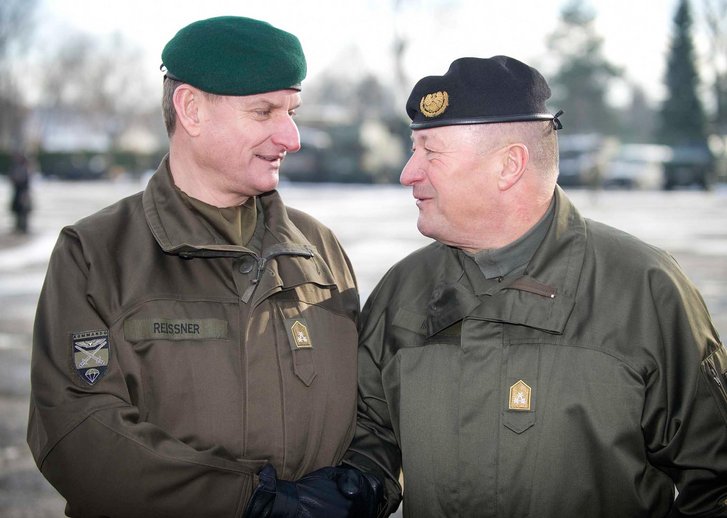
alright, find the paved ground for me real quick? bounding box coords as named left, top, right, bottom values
left=0, top=179, right=726, bottom=516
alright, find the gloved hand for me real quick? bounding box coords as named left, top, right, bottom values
left=244, top=463, right=383, bottom=518
left=336, top=465, right=384, bottom=518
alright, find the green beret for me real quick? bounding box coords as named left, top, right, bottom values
left=407, top=55, right=562, bottom=130
left=161, top=16, right=307, bottom=96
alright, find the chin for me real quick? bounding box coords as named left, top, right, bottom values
left=257, top=173, right=280, bottom=193
left=416, top=220, right=439, bottom=241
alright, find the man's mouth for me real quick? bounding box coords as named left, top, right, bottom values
left=413, top=192, right=432, bottom=207
left=257, top=152, right=287, bottom=163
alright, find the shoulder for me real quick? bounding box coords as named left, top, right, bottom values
left=392, top=241, right=449, bottom=274
left=585, top=218, right=679, bottom=273
left=367, top=241, right=449, bottom=304
left=285, top=205, right=331, bottom=235
left=73, top=192, right=144, bottom=231
left=583, top=218, right=702, bottom=307
left=62, top=192, right=146, bottom=247
left=281, top=204, right=358, bottom=286
left=283, top=205, right=346, bottom=254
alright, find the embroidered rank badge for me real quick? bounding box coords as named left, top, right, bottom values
left=509, top=379, right=532, bottom=411
left=285, top=318, right=313, bottom=349
left=72, top=330, right=110, bottom=385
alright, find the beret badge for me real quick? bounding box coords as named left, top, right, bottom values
left=420, top=91, right=449, bottom=118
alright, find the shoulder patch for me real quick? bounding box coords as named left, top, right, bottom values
left=72, top=330, right=110, bottom=385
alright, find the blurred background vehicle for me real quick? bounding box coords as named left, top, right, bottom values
left=662, top=143, right=717, bottom=190
left=557, top=134, right=604, bottom=187
left=602, top=143, right=672, bottom=189
left=557, top=133, right=617, bottom=188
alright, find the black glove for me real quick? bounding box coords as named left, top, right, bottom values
left=244, top=463, right=383, bottom=518
left=336, top=465, right=384, bottom=518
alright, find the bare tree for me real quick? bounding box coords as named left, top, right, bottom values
left=0, top=0, right=38, bottom=150
left=34, top=29, right=160, bottom=156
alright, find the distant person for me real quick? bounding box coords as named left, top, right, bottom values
left=28, top=16, right=380, bottom=517
left=8, top=152, right=32, bottom=234
left=343, top=55, right=727, bottom=516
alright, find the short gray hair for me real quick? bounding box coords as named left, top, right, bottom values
left=474, top=121, right=559, bottom=178
left=162, top=77, right=182, bottom=137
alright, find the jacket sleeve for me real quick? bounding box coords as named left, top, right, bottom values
left=27, top=230, right=258, bottom=518
left=344, top=284, right=403, bottom=516
left=641, top=263, right=727, bottom=517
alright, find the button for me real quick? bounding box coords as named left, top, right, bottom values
left=238, top=256, right=257, bottom=274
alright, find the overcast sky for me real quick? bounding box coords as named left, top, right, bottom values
left=37, top=0, right=699, bottom=106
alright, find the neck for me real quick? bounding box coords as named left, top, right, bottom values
left=168, top=147, right=249, bottom=208
left=460, top=190, right=554, bottom=254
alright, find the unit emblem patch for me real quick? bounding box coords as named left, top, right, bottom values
left=509, top=379, right=532, bottom=411
left=72, top=330, right=110, bottom=385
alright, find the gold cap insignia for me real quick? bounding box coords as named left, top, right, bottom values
left=290, top=320, right=312, bottom=348
left=509, top=379, right=532, bottom=411
left=420, top=91, right=449, bottom=118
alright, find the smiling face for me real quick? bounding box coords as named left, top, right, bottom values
left=201, top=89, right=302, bottom=197
left=181, top=88, right=302, bottom=205
left=399, top=124, right=508, bottom=250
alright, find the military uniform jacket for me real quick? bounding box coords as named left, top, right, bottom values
left=345, top=187, right=727, bottom=517
left=27, top=160, right=360, bottom=517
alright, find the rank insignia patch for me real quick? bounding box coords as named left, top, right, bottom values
left=509, top=379, right=532, bottom=411
left=72, top=330, right=110, bottom=385
left=284, top=318, right=313, bottom=349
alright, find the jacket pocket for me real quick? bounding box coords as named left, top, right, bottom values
left=701, top=344, right=727, bottom=423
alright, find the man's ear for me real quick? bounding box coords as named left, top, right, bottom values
left=173, top=84, right=202, bottom=137
left=498, top=143, right=529, bottom=191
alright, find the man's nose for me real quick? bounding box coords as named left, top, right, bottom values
left=273, top=116, right=301, bottom=152
left=400, top=154, right=423, bottom=186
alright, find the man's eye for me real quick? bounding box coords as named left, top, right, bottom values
left=252, top=108, right=272, bottom=117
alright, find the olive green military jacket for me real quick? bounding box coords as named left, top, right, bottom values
left=345, top=187, right=727, bottom=517
left=27, top=160, right=360, bottom=517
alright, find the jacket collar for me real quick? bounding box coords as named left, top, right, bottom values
left=143, top=158, right=234, bottom=254
left=426, top=186, right=586, bottom=336
left=142, top=157, right=338, bottom=298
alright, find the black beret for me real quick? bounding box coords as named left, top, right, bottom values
left=161, top=16, right=306, bottom=96
left=407, top=55, right=560, bottom=130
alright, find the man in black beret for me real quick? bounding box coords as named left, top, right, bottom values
left=28, top=15, right=381, bottom=518
left=343, top=55, right=727, bottom=517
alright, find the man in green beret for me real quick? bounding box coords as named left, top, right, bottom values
left=343, top=55, right=727, bottom=516
left=28, top=15, right=380, bottom=517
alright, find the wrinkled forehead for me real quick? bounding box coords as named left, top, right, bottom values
left=411, top=123, right=495, bottom=145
